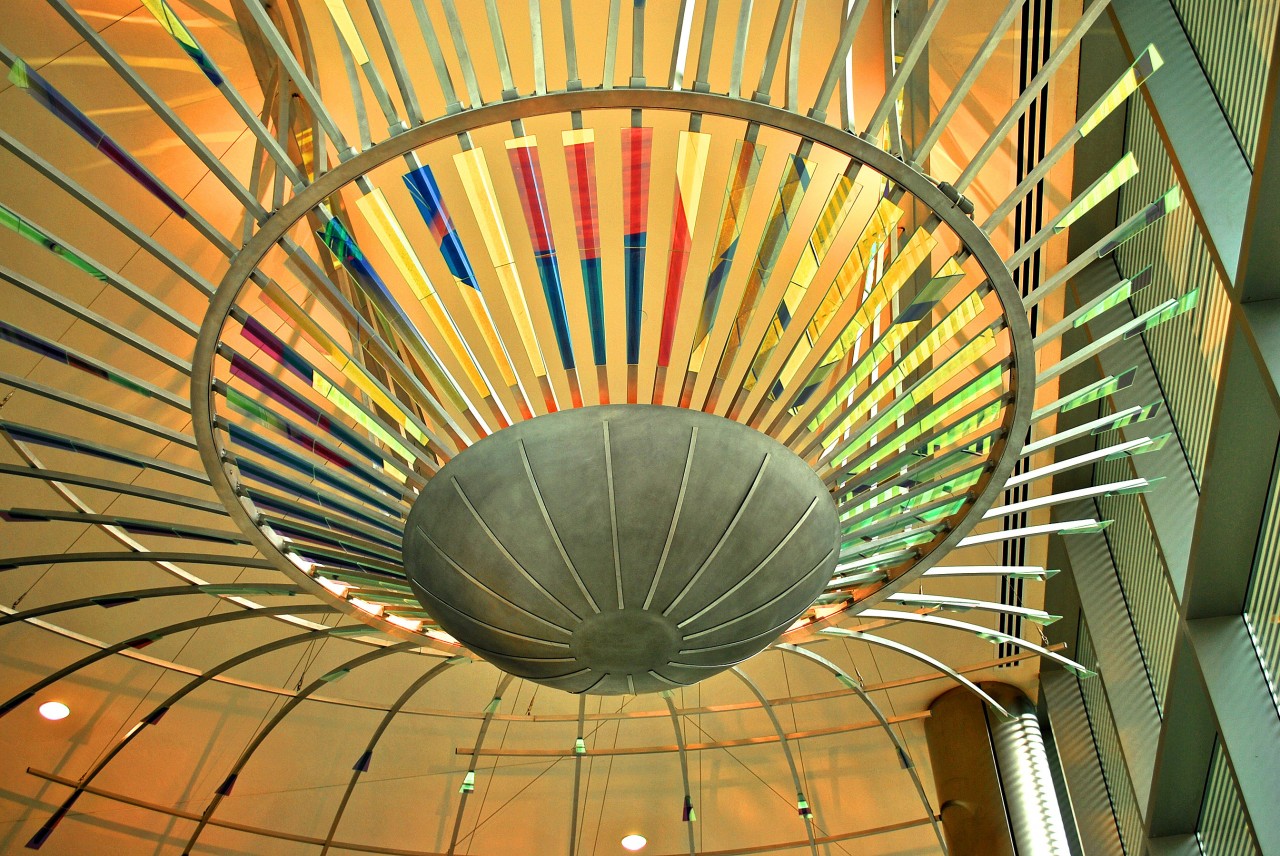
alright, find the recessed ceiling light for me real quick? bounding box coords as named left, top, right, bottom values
left=38, top=702, right=69, bottom=721
left=621, top=834, right=647, bottom=851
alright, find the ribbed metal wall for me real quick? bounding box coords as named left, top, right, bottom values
left=1072, top=8, right=1279, bottom=855
left=1197, top=738, right=1262, bottom=856
left=1095, top=446, right=1180, bottom=714
left=1115, top=103, right=1231, bottom=488
left=1244, top=448, right=1280, bottom=719
left=1169, top=0, right=1279, bottom=164
left=1076, top=621, right=1145, bottom=855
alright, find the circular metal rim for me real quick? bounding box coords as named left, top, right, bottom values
left=191, top=87, right=1034, bottom=648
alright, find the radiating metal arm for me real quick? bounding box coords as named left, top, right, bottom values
left=568, top=693, right=587, bottom=856
left=319, top=657, right=464, bottom=854
left=661, top=692, right=698, bottom=856
left=983, top=46, right=1162, bottom=231
left=912, top=0, right=1023, bottom=165
left=776, top=644, right=948, bottom=853
left=808, top=0, right=871, bottom=122
left=2, top=605, right=334, bottom=725
left=669, top=0, right=697, bottom=91
left=983, top=477, right=1150, bottom=518
left=1025, top=188, right=1181, bottom=310
left=864, top=0, right=951, bottom=139
left=366, top=0, right=424, bottom=125
left=237, top=0, right=355, bottom=157
left=730, top=667, right=819, bottom=855
left=2, top=508, right=248, bottom=545
left=958, top=519, right=1109, bottom=547
left=728, top=0, right=755, bottom=98
left=448, top=673, right=515, bottom=855
left=855, top=609, right=1093, bottom=676
left=0, top=550, right=274, bottom=573
left=0, top=130, right=216, bottom=296
left=1005, top=439, right=1155, bottom=488
left=953, top=0, right=1111, bottom=194
left=752, top=0, right=798, bottom=104
left=179, top=640, right=420, bottom=855
left=884, top=593, right=1059, bottom=625
left=925, top=565, right=1054, bottom=580
left=0, top=266, right=190, bottom=373
left=0, top=584, right=303, bottom=631
left=1035, top=295, right=1191, bottom=385
left=409, top=0, right=463, bottom=113
left=44, top=0, right=267, bottom=218
left=813, top=628, right=1010, bottom=714
left=0, top=374, right=196, bottom=450
left=483, top=0, right=519, bottom=97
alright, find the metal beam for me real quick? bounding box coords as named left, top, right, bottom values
left=456, top=710, right=931, bottom=756
left=1143, top=625, right=1216, bottom=838
left=1109, top=0, right=1252, bottom=284
left=1183, top=618, right=1280, bottom=854
left=318, top=659, right=461, bottom=856
left=24, top=770, right=943, bottom=856
left=1237, top=7, right=1280, bottom=303
left=1180, top=323, right=1280, bottom=618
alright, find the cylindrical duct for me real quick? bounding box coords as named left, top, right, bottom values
left=985, top=683, right=1072, bottom=856
left=925, top=683, right=1071, bottom=856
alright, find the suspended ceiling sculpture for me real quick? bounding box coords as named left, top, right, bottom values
left=0, top=0, right=1197, bottom=853
left=404, top=405, right=841, bottom=695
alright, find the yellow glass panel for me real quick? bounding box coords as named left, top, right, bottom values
left=313, top=372, right=418, bottom=463
left=454, top=148, right=547, bottom=376
left=257, top=279, right=428, bottom=446
left=847, top=226, right=937, bottom=341
left=770, top=198, right=904, bottom=396
left=354, top=190, right=489, bottom=396
left=822, top=293, right=985, bottom=444
left=828, top=329, right=998, bottom=470
left=748, top=173, right=861, bottom=389
left=1080, top=46, right=1162, bottom=137
left=321, top=0, right=370, bottom=64
left=675, top=131, right=711, bottom=226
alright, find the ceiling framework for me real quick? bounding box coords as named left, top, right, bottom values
left=0, top=0, right=1203, bottom=853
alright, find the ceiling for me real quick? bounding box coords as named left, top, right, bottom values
left=0, top=0, right=1095, bottom=853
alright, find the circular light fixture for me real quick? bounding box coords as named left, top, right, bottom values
left=621, top=834, right=647, bottom=851
left=37, top=701, right=69, bottom=721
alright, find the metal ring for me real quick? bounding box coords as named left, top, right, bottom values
left=191, top=87, right=1032, bottom=644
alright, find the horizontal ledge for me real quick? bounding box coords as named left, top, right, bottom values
left=456, top=710, right=930, bottom=756
left=27, top=768, right=935, bottom=856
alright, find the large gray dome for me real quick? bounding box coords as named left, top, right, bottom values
left=403, top=405, right=839, bottom=694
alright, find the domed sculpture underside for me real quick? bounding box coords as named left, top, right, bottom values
left=404, top=405, right=839, bottom=694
